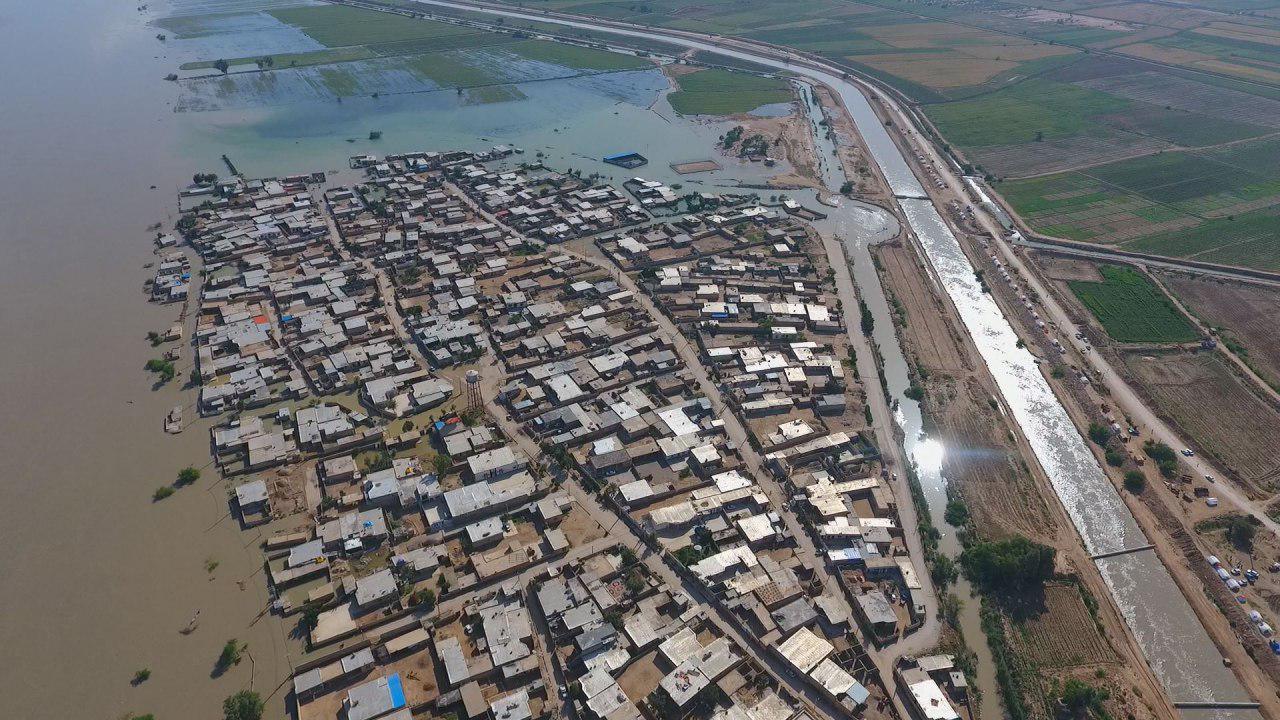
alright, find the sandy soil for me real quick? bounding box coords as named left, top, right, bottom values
left=722, top=111, right=824, bottom=190
left=813, top=84, right=887, bottom=200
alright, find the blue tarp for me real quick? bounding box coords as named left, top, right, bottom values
left=387, top=674, right=406, bottom=708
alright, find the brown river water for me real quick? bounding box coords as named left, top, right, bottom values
left=0, top=2, right=798, bottom=718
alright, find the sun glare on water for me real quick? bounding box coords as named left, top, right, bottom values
left=914, top=437, right=946, bottom=475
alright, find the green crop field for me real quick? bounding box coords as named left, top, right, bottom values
left=926, top=79, right=1127, bottom=148
left=506, top=40, right=649, bottom=71
left=268, top=5, right=474, bottom=47
left=464, top=84, right=528, bottom=104
left=1068, top=265, right=1199, bottom=343
left=667, top=69, right=791, bottom=115
left=1002, top=131, right=1280, bottom=261
left=403, top=52, right=504, bottom=88
left=1121, top=210, right=1280, bottom=270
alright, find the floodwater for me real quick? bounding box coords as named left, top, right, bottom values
left=407, top=0, right=1265, bottom=715
left=0, top=2, right=801, bottom=719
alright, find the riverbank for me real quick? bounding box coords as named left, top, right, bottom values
left=969, top=244, right=1280, bottom=717
left=870, top=237, right=1175, bottom=719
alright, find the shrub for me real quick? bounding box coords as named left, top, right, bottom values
left=1087, top=422, right=1110, bottom=446
left=1104, top=448, right=1125, bottom=467
left=133, top=668, right=151, bottom=684
left=153, top=486, right=175, bottom=501
left=1060, top=679, right=1108, bottom=715
left=223, top=690, right=264, bottom=720
left=1143, top=440, right=1179, bottom=478
left=217, top=639, right=244, bottom=670
left=1123, top=471, right=1145, bottom=493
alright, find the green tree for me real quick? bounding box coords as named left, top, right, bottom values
left=930, top=554, right=959, bottom=588
left=1123, top=471, right=1145, bottom=493
left=1060, top=679, right=1108, bottom=717
left=961, top=536, right=1056, bottom=594
left=1228, top=516, right=1257, bottom=551
left=1143, top=440, right=1179, bottom=478
left=625, top=571, right=646, bottom=595
left=214, top=58, right=230, bottom=74
left=153, top=486, right=175, bottom=501
left=859, top=299, right=874, bottom=336
left=223, top=690, right=264, bottom=720
left=618, top=545, right=638, bottom=566
left=176, top=466, right=201, bottom=486
left=300, top=603, right=322, bottom=632
left=414, top=587, right=437, bottom=610
left=1104, top=448, right=1125, bottom=467
left=944, top=499, right=969, bottom=527
left=433, top=453, right=452, bottom=475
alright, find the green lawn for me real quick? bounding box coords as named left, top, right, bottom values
left=1067, top=265, right=1199, bottom=343
left=667, top=68, right=792, bottom=115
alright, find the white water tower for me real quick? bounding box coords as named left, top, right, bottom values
left=465, top=369, right=482, bottom=412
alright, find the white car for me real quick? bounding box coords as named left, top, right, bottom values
left=1182, top=448, right=1195, bottom=457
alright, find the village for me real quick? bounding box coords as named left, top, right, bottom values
left=157, top=148, right=970, bottom=720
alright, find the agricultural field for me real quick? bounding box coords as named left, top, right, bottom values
left=873, top=243, right=1055, bottom=538
left=159, top=2, right=656, bottom=109
left=1123, top=350, right=1280, bottom=491
left=1067, top=265, right=1199, bottom=343
left=1002, top=134, right=1280, bottom=268
left=931, top=375, right=1057, bottom=539
left=1158, top=272, right=1280, bottom=390
left=1128, top=29, right=1280, bottom=84
left=666, top=68, right=792, bottom=115
left=463, top=84, right=528, bottom=104
left=1013, top=583, right=1117, bottom=668
left=1119, top=210, right=1280, bottom=270
left=267, top=4, right=476, bottom=47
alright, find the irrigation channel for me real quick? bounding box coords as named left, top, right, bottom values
left=417, top=0, right=1253, bottom=715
